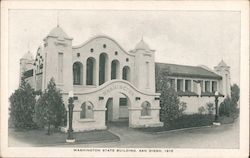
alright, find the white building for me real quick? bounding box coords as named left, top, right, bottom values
left=20, top=26, right=231, bottom=132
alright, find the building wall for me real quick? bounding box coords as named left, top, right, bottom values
left=180, top=96, right=224, bottom=114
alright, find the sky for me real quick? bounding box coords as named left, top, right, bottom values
left=8, top=10, right=240, bottom=96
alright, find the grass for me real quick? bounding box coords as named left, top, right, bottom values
left=9, top=128, right=120, bottom=147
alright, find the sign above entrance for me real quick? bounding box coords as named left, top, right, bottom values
left=102, top=83, right=135, bottom=97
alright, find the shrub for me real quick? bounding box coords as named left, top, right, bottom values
left=166, top=114, right=214, bottom=130
left=198, top=106, right=206, bottom=114
left=9, top=78, right=37, bottom=129
left=206, top=102, right=214, bottom=115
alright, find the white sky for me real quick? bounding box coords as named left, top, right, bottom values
left=8, top=10, right=240, bottom=96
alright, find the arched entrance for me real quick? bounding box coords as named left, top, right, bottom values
left=105, top=92, right=131, bottom=127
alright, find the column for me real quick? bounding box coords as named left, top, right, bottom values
left=95, top=58, right=99, bottom=86
left=105, top=60, right=111, bottom=82
left=183, top=79, right=185, bottom=92
left=175, top=78, right=177, bottom=91
left=191, top=80, right=194, bottom=92
left=202, top=80, right=205, bottom=92
left=210, top=80, right=212, bottom=92
left=83, top=62, right=86, bottom=86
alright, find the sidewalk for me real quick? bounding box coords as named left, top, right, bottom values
left=8, top=128, right=120, bottom=147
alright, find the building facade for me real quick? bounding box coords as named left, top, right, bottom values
left=20, top=26, right=231, bottom=132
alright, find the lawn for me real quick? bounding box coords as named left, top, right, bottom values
left=8, top=128, right=120, bottom=147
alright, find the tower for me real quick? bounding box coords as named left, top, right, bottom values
left=42, top=26, right=73, bottom=93
left=131, top=38, right=156, bottom=93
left=19, top=50, right=35, bottom=87
left=214, top=60, right=231, bottom=97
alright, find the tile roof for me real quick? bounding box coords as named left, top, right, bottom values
left=155, top=62, right=222, bottom=80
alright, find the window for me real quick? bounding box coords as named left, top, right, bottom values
left=119, top=98, right=127, bottom=106
left=126, top=58, right=129, bottom=62
left=73, top=62, right=83, bottom=85
left=58, top=52, right=63, bottom=83
left=99, top=53, right=108, bottom=85
left=212, top=81, right=217, bottom=92
left=205, top=81, right=210, bottom=92
left=185, top=80, right=191, bottom=92
left=141, top=101, right=151, bottom=116
left=122, top=66, right=130, bottom=81
left=103, top=44, right=106, bottom=48
left=86, top=57, right=95, bottom=85
left=177, top=79, right=183, bottom=91
left=111, top=60, right=120, bottom=79
left=90, top=48, right=94, bottom=52
left=80, top=102, right=94, bottom=119
left=115, top=51, right=118, bottom=55
left=77, top=53, right=80, bottom=57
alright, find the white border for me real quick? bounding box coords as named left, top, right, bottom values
left=1, top=1, right=249, bottom=157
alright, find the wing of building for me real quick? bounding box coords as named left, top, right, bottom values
left=20, top=26, right=231, bottom=132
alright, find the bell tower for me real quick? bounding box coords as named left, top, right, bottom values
left=131, top=38, right=156, bottom=93
left=214, top=60, right=231, bottom=97
left=42, top=26, right=73, bottom=93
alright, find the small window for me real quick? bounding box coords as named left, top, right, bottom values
left=126, top=58, right=129, bottom=62
left=115, top=51, right=118, bottom=55
left=90, top=48, right=94, bottom=52
left=103, top=44, right=106, bottom=48
left=77, top=53, right=80, bottom=57
left=141, top=101, right=151, bottom=116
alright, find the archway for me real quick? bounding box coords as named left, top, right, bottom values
left=105, top=92, right=131, bottom=127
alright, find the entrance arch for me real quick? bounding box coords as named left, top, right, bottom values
left=105, top=92, right=131, bottom=127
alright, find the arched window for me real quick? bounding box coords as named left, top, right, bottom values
left=141, top=101, right=151, bottom=116
left=73, top=62, right=83, bottom=85
left=111, top=60, right=120, bottom=80
left=86, top=57, right=96, bottom=85
left=99, top=53, right=108, bottom=85
left=122, top=66, right=130, bottom=81
left=80, top=101, right=94, bottom=119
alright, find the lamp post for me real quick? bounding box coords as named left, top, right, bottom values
left=66, top=90, right=75, bottom=143
left=213, top=91, right=221, bottom=126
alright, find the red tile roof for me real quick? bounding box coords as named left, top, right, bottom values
left=155, top=62, right=222, bottom=80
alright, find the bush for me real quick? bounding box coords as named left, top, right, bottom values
left=9, top=78, right=37, bottom=129
left=198, top=106, right=206, bottom=114
left=165, top=114, right=214, bottom=130
left=206, top=102, right=214, bottom=115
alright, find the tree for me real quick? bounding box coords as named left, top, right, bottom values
left=34, top=78, right=66, bottom=135
left=219, top=84, right=240, bottom=118
left=9, top=78, right=36, bottom=129
left=156, top=68, right=186, bottom=128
